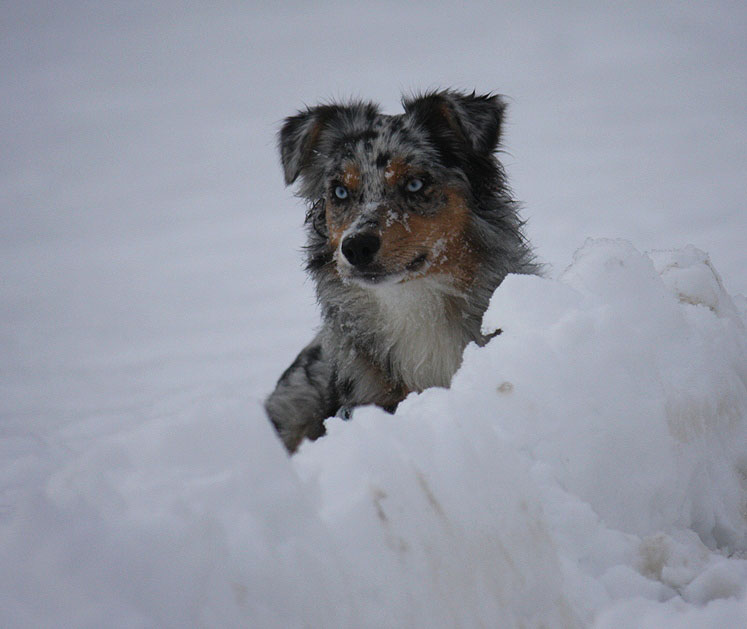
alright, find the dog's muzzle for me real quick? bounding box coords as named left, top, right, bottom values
left=341, top=232, right=380, bottom=268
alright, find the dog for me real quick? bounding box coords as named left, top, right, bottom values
left=265, top=90, right=538, bottom=452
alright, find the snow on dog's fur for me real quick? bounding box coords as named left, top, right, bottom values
left=266, top=90, right=538, bottom=452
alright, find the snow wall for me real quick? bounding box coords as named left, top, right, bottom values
left=2, top=239, right=746, bottom=628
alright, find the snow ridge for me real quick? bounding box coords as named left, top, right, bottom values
left=2, top=239, right=745, bottom=627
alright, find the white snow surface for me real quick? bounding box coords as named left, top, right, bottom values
left=2, top=2, right=746, bottom=628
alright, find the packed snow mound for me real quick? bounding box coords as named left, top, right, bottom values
left=1, top=239, right=746, bottom=628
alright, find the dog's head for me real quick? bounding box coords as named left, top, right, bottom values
left=279, top=90, right=507, bottom=287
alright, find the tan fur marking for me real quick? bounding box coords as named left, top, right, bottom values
left=327, top=165, right=361, bottom=250
left=438, top=102, right=466, bottom=143
left=383, top=157, right=409, bottom=186
left=327, top=213, right=353, bottom=251
left=342, top=163, right=361, bottom=189
left=358, top=360, right=410, bottom=408
left=377, top=188, right=477, bottom=288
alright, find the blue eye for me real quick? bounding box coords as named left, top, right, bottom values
left=406, top=178, right=424, bottom=193
left=334, top=185, right=349, bottom=200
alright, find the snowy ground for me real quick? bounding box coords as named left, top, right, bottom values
left=1, top=2, right=746, bottom=627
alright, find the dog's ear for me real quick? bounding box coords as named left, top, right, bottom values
left=278, top=105, right=341, bottom=185
left=403, top=90, right=507, bottom=156
left=280, top=101, right=381, bottom=186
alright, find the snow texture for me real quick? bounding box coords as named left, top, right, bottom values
left=1, top=2, right=746, bottom=627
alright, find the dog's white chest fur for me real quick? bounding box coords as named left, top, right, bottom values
left=369, top=277, right=469, bottom=392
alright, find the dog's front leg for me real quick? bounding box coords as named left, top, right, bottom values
left=264, top=336, right=339, bottom=453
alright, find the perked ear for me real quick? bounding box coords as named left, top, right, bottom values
left=403, top=90, right=507, bottom=155
left=278, top=105, right=341, bottom=185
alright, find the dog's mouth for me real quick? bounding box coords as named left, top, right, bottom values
left=344, top=266, right=401, bottom=285
left=349, top=272, right=395, bottom=285
left=405, top=253, right=428, bottom=272
left=340, top=252, right=429, bottom=286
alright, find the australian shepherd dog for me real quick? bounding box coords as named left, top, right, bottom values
left=266, top=90, right=537, bottom=452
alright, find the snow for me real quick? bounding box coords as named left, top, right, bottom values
left=1, top=2, right=746, bottom=628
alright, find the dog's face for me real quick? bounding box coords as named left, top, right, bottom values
left=322, top=128, right=475, bottom=287
left=279, top=91, right=506, bottom=288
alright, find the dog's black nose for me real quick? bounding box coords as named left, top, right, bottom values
left=341, top=232, right=380, bottom=267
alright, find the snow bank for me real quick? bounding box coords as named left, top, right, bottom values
left=1, top=239, right=745, bottom=628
